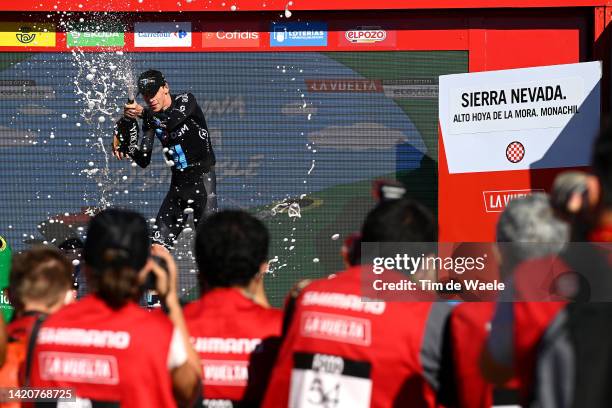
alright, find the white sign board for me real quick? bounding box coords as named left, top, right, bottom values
left=439, top=62, right=601, bottom=174
left=134, top=22, right=192, bottom=48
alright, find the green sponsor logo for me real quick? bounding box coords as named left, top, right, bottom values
left=68, top=31, right=124, bottom=47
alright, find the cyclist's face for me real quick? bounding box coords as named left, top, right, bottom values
left=144, top=84, right=169, bottom=112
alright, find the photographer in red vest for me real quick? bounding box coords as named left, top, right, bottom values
left=446, top=194, right=568, bottom=408
left=184, top=210, right=282, bottom=407
left=29, top=208, right=201, bottom=407
left=263, top=198, right=451, bottom=408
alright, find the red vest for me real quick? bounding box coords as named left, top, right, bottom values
left=7, top=313, right=41, bottom=343
left=450, top=303, right=520, bottom=408
left=30, top=295, right=176, bottom=407
left=511, top=257, right=569, bottom=402
left=183, top=288, right=282, bottom=405
left=263, top=266, right=440, bottom=408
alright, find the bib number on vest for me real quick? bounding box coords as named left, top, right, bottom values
left=289, top=352, right=371, bottom=408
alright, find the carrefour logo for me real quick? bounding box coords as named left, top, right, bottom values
left=134, top=22, right=192, bottom=48
left=173, top=30, right=188, bottom=39
left=345, top=29, right=387, bottom=44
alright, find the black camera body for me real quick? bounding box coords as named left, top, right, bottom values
left=143, top=255, right=169, bottom=291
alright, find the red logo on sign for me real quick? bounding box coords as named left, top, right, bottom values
left=338, top=26, right=396, bottom=47
left=305, top=79, right=383, bottom=93
left=506, top=141, right=525, bottom=163
left=483, top=189, right=544, bottom=213
left=345, top=29, right=386, bottom=43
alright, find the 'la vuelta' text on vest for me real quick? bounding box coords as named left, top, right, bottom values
left=38, top=327, right=130, bottom=349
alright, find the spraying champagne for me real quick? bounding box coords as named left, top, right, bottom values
left=111, top=69, right=218, bottom=249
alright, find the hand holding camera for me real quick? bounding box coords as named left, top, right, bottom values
left=140, top=244, right=178, bottom=302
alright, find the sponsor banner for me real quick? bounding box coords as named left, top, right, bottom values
left=439, top=61, right=601, bottom=174
left=300, top=311, right=372, bottom=346
left=483, top=189, right=544, bottom=213
left=0, top=80, right=55, bottom=100
left=134, top=22, right=192, bottom=48
left=306, top=79, right=383, bottom=93
left=202, top=30, right=260, bottom=48
left=202, top=359, right=249, bottom=386
left=270, top=22, right=327, bottom=47
left=39, top=352, right=119, bottom=384
left=383, top=79, right=438, bottom=99
left=339, top=27, right=397, bottom=47
left=0, top=23, right=55, bottom=47
left=67, top=31, right=124, bottom=47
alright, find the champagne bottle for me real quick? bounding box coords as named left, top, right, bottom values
left=114, top=90, right=139, bottom=153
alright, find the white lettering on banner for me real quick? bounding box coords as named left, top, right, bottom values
left=191, top=337, right=262, bottom=354
left=217, top=31, right=259, bottom=40
left=301, top=291, right=386, bottom=315
left=38, top=327, right=130, bottom=349
left=39, top=352, right=119, bottom=384
left=483, top=189, right=545, bottom=213
left=301, top=312, right=372, bottom=346
left=202, top=360, right=249, bottom=386
left=439, top=61, right=601, bottom=173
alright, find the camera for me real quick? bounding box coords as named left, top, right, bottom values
left=143, top=255, right=169, bottom=291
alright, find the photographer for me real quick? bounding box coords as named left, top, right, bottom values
left=184, top=210, right=282, bottom=406
left=29, top=209, right=200, bottom=407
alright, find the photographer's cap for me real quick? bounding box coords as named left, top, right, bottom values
left=83, top=209, right=151, bottom=273
left=137, top=70, right=166, bottom=97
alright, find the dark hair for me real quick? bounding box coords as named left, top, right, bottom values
left=83, top=209, right=150, bottom=309
left=10, top=246, right=73, bottom=311
left=359, top=199, right=436, bottom=264
left=361, top=198, right=436, bottom=243
left=592, top=123, right=612, bottom=207
left=195, top=210, right=269, bottom=289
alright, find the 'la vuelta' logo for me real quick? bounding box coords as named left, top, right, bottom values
left=16, top=27, right=36, bottom=44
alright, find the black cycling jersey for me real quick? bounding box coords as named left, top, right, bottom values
left=125, top=92, right=218, bottom=248
left=129, top=92, right=216, bottom=172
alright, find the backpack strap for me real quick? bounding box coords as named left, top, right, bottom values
left=24, top=313, right=46, bottom=387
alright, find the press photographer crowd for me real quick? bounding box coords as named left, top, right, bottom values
left=1, top=125, right=612, bottom=407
